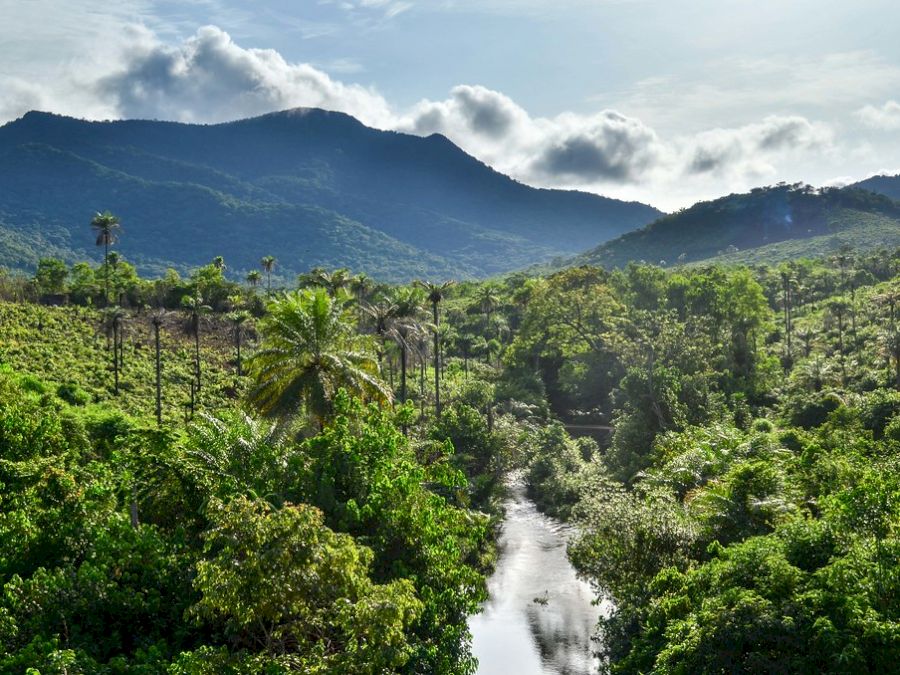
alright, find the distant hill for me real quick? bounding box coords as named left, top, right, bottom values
left=0, top=110, right=661, bottom=281
left=851, top=174, right=900, bottom=201
left=574, top=183, right=900, bottom=269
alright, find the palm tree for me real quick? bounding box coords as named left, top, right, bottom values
left=91, top=211, right=121, bottom=306
left=298, top=267, right=352, bottom=296
left=385, top=315, right=426, bottom=404
left=246, top=288, right=391, bottom=425
left=828, top=298, right=850, bottom=385
left=387, top=287, right=427, bottom=404
left=261, top=256, right=277, bottom=295
left=151, top=311, right=165, bottom=426
left=362, top=298, right=398, bottom=381
left=102, top=306, right=126, bottom=395
left=246, top=270, right=262, bottom=288
left=416, top=280, right=455, bottom=418
left=182, top=292, right=211, bottom=392
left=475, top=285, right=501, bottom=328
left=779, top=265, right=794, bottom=364
left=229, top=310, right=251, bottom=376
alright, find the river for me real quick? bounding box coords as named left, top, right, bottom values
left=469, top=479, right=604, bottom=675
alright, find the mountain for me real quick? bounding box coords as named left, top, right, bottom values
left=574, top=183, right=900, bottom=269
left=851, top=174, right=900, bottom=201
left=0, top=110, right=662, bottom=281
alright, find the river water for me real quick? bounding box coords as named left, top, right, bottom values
left=469, top=479, right=604, bottom=675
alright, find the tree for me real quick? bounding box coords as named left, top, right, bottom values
left=475, top=285, right=501, bottom=327
left=33, top=258, right=68, bottom=297
left=362, top=298, right=398, bottom=384
left=102, top=306, right=126, bottom=395
left=193, top=497, right=422, bottom=670
left=416, top=280, right=455, bottom=418
left=151, top=311, right=165, bottom=426
left=90, top=211, right=121, bottom=305
left=229, top=310, right=250, bottom=377
left=246, top=288, right=390, bottom=425
left=828, top=298, right=850, bottom=385
left=260, top=256, right=276, bottom=295
left=246, top=270, right=262, bottom=288
left=385, top=287, right=427, bottom=405
left=181, top=292, right=211, bottom=393
left=298, top=267, right=352, bottom=296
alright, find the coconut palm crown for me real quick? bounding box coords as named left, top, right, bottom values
left=246, top=288, right=391, bottom=424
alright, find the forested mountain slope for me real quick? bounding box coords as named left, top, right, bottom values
left=0, top=110, right=661, bottom=281
left=575, top=183, right=900, bottom=268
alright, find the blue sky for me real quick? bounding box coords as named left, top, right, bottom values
left=2, top=0, right=900, bottom=208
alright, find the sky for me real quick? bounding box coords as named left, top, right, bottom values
left=2, top=0, right=900, bottom=210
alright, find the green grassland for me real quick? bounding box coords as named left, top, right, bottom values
left=0, top=302, right=246, bottom=424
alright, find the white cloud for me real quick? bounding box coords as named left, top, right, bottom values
left=94, top=25, right=394, bottom=126
left=857, top=100, right=900, bottom=130
left=0, top=24, right=851, bottom=209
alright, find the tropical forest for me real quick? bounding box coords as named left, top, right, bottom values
left=1, top=204, right=899, bottom=673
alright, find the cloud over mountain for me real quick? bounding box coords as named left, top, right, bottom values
left=0, top=24, right=843, bottom=208
left=95, top=26, right=394, bottom=126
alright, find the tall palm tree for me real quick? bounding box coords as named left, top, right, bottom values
left=182, top=292, right=211, bottom=392
left=362, top=298, right=398, bottom=381
left=151, top=311, right=165, bottom=426
left=91, top=211, right=121, bottom=306
left=387, top=287, right=427, bottom=404
left=828, top=298, right=850, bottom=385
left=246, top=288, right=391, bottom=425
left=261, top=256, right=277, bottom=295
left=416, top=280, right=455, bottom=418
left=384, top=315, right=426, bottom=404
left=229, top=310, right=251, bottom=376
left=475, top=285, right=501, bottom=328
left=103, top=306, right=126, bottom=395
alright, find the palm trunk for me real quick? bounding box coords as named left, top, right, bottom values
left=194, top=320, right=202, bottom=392
left=154, top=322, right=162, bottom=427
left=104, top=239, right=110, bottom=307
left=400, top=345, right=408, bottom=403
left=112, top=319, right=119, bottom=395
left=433, top=300, right=441, bottom=418
left=236, top=324, right=242, bottom=376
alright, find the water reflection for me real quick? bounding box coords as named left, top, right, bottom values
left=469, top=479, right=603, bottom=675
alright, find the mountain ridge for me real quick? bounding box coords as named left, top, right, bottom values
left=0, top=108, right=663, bottom=281
left=573, top=183, right=900, bottom=269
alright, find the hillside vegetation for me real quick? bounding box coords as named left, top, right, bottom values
left=0, top=110, right=661, bottom=281
left=3, top=237, right=900, bottom=672
left=576, top=183, right=900, bottom=268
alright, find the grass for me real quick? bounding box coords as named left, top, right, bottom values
left=0, top=302, right=248, bottom=424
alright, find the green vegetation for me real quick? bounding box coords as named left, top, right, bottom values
left=577, top=183, right=900, bottom=269
left=508, top=247, right=900, bottom=672
left=5, top=215, right=900, bottom=672
left=0, top=110, right=660, bottom=281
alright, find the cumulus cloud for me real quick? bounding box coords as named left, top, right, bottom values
left=683, top=116, right=833, bottom=179
left=398, top=85, right=663, bottom=184
left=94, top=25, right=394, bottom=126
left=0, top=24, right=844, bottom=208
left=857, top=100, right=900, bottom=130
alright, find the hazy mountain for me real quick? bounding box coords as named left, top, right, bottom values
left=0, top=109, right=662, bottom=281
left=575, top=183, right=900, bottom=269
